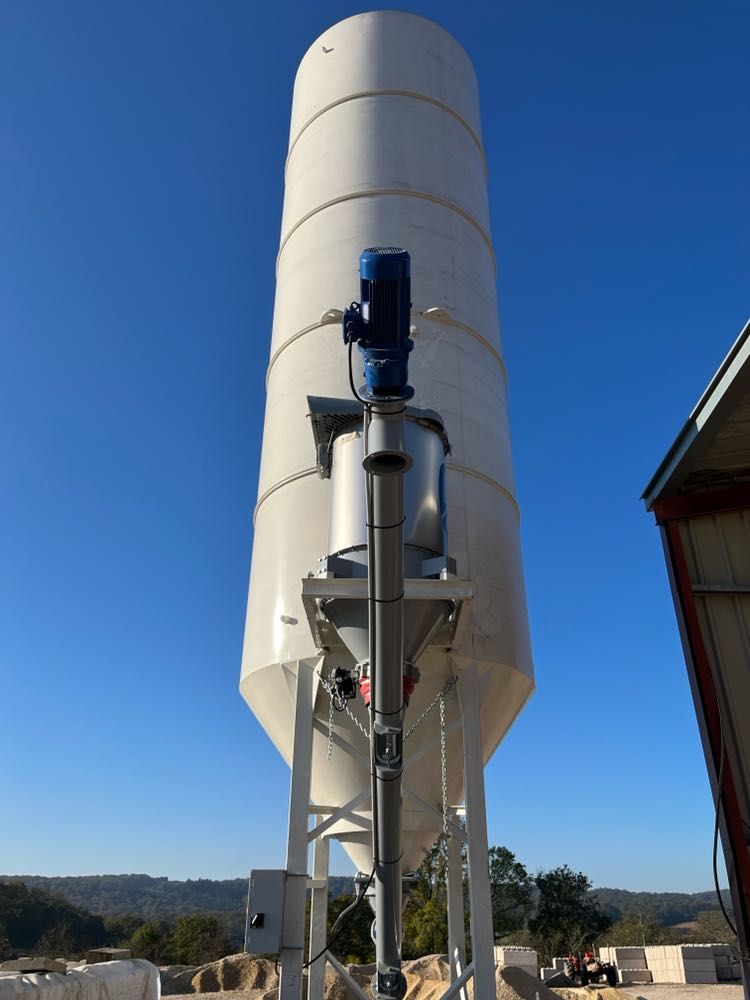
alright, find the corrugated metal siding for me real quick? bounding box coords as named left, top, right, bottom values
left=680, top=511, right=750, bottom=839
left=693, top=387, right=750, bottom=476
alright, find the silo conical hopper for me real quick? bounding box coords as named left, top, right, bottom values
left=240, top=10, right=534, bottom=879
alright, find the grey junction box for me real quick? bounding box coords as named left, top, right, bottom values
left=247, top=869, right=285, bottom=955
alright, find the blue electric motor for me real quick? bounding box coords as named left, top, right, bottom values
left=342, top=247, right=414, bottom=401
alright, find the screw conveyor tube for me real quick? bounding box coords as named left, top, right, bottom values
left=364, top=401, right=410, bottom=1000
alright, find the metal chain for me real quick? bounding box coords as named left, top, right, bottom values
left=327, top=686, right=335, bottom=761
left=320, top=672, right=456, bottom=758
left=404, top=676, right=457, bottom=740
left=439, top=691, right=448, bottom=836
left=344, top=701, right=370, bottom=739
left=320, top=674, right=370, bottom=749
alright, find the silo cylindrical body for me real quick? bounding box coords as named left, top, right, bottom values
left=240, top=11, right=534, bottom=873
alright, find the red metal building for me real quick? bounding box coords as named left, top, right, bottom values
left=644, top=318, right=750, bottom=995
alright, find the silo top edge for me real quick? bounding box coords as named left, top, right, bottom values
left=297, top=10, right=478, bottom=76
left=289, top=10, right=483, bottom=146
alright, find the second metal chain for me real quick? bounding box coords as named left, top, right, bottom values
left=327, top=686, right=335, bottom=762
left=405, top=676, right=457, bottom=740
left=439, top=691, right=448, bottom=836
left=321, top=671, right=456, bottom=769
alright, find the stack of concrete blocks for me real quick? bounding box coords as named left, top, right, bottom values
left=645, top=944, right=724, bottom=983
left=539, top=958, right=573, bottom=982
left=598, top=946, right=652, bottom=983
left=713, top=945, right=741, bottom=981
left=494, top=947, right=538, bottom=978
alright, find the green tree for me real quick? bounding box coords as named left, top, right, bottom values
left=129, top=920, right=170, bottom=964
left=403, top=837, right=534, bottom=958
left=402, top=837, right=453, bottom=959
left=600, top=908, right=678, bottom=947
left=0, top=881, right=105, bottom=957
left=0, top=925, right=11, bottom=962
left=404, top=895, right=448, bottom=958
left=169, top=914, right=231, bottom=965
left=35, top=920, right=79, bottom=958
left=105, top=913, right=143, bottom=948
left=488, top=847, right=533, bottom=942
left=528, top=866, right=611, bottom=965
left=692, top=909, right=736, bottom=945
left=326, top=893, right=375, bottom=965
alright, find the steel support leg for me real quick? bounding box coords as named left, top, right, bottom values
left=280, top=661, right=316, bottom=1000
left=459, top=663, right=496, bottom=1000
left=307, top=827, right=329, bottom=1000
left=446, top=825, right=468, bottom=1000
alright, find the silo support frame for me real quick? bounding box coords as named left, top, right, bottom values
left=306, top=825, right=329, bottom=1000
left=282, top=661, right=495, bottom=1000
left=446, top=827, right=469, bottom=1000
left=457, top=661, right=496, bottom=1000
left=280, top=657, right=322, bottom=1000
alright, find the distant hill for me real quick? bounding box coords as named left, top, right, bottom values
left=1, top=874, right=355, bottom=919
left=592, top=887, right=729, bottom=925
left=2, top=875, right=728, bottom=927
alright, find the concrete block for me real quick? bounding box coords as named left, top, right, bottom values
left=680, top=946, right=715, bottom=957
left=684, top=971, right=718, bottom=984
left=85, top=949, right=131, bottom=965
left=0, top=959, right=67, bottom=974
left=612, top=948, right=646, bottom=961
left=682, top=959, right=718, bottom=971
left=619, top=969, right=652, bottom=983
left=494, top=947, right=537, bottom=976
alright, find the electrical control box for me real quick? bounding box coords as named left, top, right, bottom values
left=246, top=869, right=285, bottom=955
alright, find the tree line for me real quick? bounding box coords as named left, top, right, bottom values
left=0, top=881, right=237, bottom=965
left=324, top=838, right=736, bottom=966
left=7, top=873, right=726, bottom=927
left=1, top=847, right=735, bottom=968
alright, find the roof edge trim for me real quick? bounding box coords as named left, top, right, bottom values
left=643, top=316, right=750, bottom=508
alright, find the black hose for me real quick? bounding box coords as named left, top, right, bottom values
left=712, top=699, right=738, bottom=938
left=348, top=339, right=368, bottom=406
left=302, top=868, right=375, bottom=969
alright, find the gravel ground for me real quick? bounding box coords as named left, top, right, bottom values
left=618, top=986, right=743, bottom=1000
left=167, top=993, right=268, bottom=1000
left=166, top=979, right=746, bottom=1000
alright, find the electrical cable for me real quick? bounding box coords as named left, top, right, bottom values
left=302, top=867, right=375, bottom=968
left=348, top=339, right=369, bottom=406
left=712, top=697, right=738, bottom=938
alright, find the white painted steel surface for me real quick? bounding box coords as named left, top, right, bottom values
left=328, top=420, right=447, bottom=563
left=240, top=11, right=535, bottom=872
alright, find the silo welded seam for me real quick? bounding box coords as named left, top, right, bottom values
left=253, top=467, right=319, bottom=525
left=276, top=190, right=497, bottom=273
left=251, top=463, right=521, bottom=526
left=285, top=89, right=488, bottom=177
left=264, top=316, right=509, bottom=389
left=445, top=465, right=522, bottom=520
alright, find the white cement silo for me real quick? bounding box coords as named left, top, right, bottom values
left=240, top=8, right=533, bottom=882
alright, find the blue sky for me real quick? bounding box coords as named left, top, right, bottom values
left=1, top=0, right=748, bottom=892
